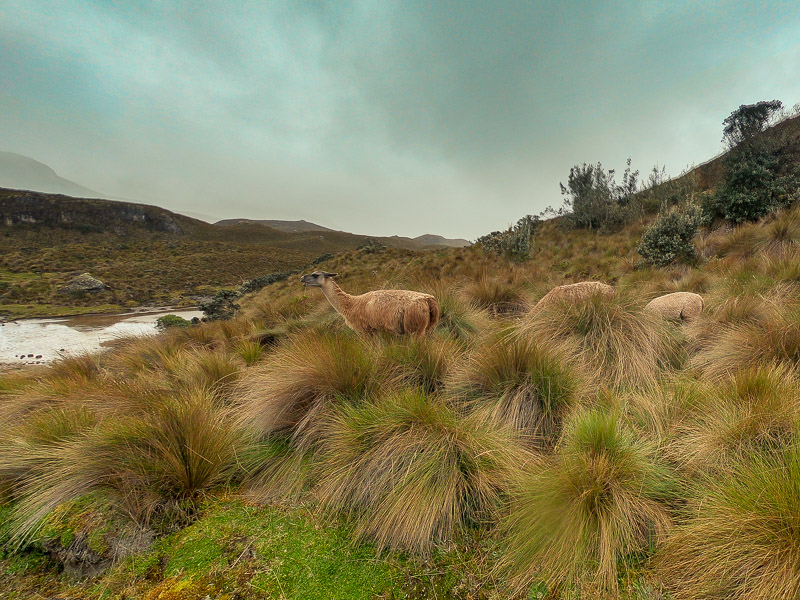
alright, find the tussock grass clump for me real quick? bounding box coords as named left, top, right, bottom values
left=462, top=275, right=527, bottom=315
left=422, top=283, right=491, bottom=343
left=234, top=331, right=384, bottom=446
left=166, top=348, right=244, bottom=397
left=379, top=335, right=462, bottom=394
left=315, top=388, right=533, bottom=553
left=502, top=409, right=674, bottom=596
left=668, top=364, right=800, bottom=472
left=659, top=443, right=800, bottom=600
left=691, top=299, right=800, bottom=378
left=447, top=332, right=580, bottom=442
left=7, top=389, right=243, bottom=542
left=521, top=293, right=683, bottom=389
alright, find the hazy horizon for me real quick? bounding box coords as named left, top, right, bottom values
left=2, top=1, right=800, bottom=239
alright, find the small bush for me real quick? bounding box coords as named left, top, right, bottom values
left=502, top=409, right=674, bottom=596
left=475, top=216, right=537, bottom=262
left=155, top=314, right=191, bottom=330
left=637, top=205, right=701, bottom=267
left=559, top=159, right=639, bottom=232
left=200, top=289, right=241, bottom=321
left=659, top=443, right=800, bottom=600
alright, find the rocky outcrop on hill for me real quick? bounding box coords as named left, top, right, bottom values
left=62, top=273, right=107, bottom=293
left=0, top=189, right=188, bottom=234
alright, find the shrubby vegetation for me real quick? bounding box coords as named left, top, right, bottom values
left=637, top=203, right=702, bottom=267
left=475, top=215, right=538, bottom=261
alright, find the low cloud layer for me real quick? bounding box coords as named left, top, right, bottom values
left=2, top=1, right=799, bottom=238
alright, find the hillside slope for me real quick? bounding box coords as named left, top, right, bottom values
left=0, top=152, right=102, bottom=198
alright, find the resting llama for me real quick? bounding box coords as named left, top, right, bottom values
left=644, top=292, right=704, bottom=322
left=300, top=271, right=439, bottom=336
left=535, top=281, right=615, bottom=308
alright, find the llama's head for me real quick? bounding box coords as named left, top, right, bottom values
left=300, top=271, right=339, bottom=287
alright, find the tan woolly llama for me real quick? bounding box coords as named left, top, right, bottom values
left=300, top=271, right=439, bottom=336
left=644, top=291, right=704, bottom=322
left=535, top=281, right=616, bottom=308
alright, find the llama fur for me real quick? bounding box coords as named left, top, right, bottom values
left=300, top=271, right=439, bottom=336
left=644, top=291, right=704, bottom=322
left=535, top=281, right=616, bottom=308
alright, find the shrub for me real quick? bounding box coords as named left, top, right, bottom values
left=637, top=205, right=701, bottom=267
left=476, top=215, right=537, bottom=262
left=447, top=331, right=580, bottom=442
left=502, top=409, right=674, bottom=596
left=559, top=159, right=639, bottom=232
left=659, top=443, right=800, bottom=600
left=200, top=289, right=241, bottom=321
left=314, top=388, right=532, bottom=552
left=155, top=314, right=191, bottom=330
left=711, top=145, right=792, bottom=223
left=238, top=270, right=297, bottom=295
left=521, top=293, right=683, bottom=389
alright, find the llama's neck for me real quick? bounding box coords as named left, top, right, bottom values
left=319, top=280, right=353, bottom=316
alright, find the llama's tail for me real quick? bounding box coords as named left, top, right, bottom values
left=425, top=296, right=440, bottom=333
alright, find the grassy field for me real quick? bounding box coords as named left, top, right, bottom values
left=2, top=189, right=800, bottom=598
left=0, top=188, right=442, bottom=319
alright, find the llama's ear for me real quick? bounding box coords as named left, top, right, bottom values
left=327, top=272, right=339, bottom=278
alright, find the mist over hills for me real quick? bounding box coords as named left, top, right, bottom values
left=0, top=152, right=103, bottom=199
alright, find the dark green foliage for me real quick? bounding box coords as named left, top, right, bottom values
left=238, top=270, right=297, bottom=295
left=155, top=314, right=191, bottom=330
left=722, top=100, right=783, bottom=149
left=559, top=159, right=639, bottom=232
left=357, top=238, right=386, bottom=253
left=709, top=100, right=798, bottom=224
left=638, top=205, right=701, bottom=267
left=200, top=289, right=241, bottom=321
left=476, top=215, right=537, bottom=262
left=711, top=145, right=794, bottom=223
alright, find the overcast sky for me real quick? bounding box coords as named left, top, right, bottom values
left=2, top=1, right=800, bottom=239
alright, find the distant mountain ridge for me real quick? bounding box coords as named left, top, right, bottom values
left=215, top=218, right=335, bottom=233
left=216, top=218, right=470, bottom=247
left=0, top=152, right=102, bottom=199
left=413, top=234, right=471, bottom=248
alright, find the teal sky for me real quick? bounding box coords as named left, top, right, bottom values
left=2, top=1, right=800, bottom=239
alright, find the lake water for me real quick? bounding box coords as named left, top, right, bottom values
left=0, top=309, right=204, bottom=367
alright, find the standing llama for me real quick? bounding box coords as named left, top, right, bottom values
left=300, top=271, right=439, bottom=336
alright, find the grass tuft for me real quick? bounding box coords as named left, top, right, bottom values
left=502, top=408, right=674, bottom=596
left=521, top=293, right=683, bottom=389
left=314, top=388, right=533, bottom=553
left=447, top=331, right=580, bottom=442
left=659, top=443, right=800, bottom=600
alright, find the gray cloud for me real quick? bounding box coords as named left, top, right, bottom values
left=1, top=1, right=799, bottom=238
